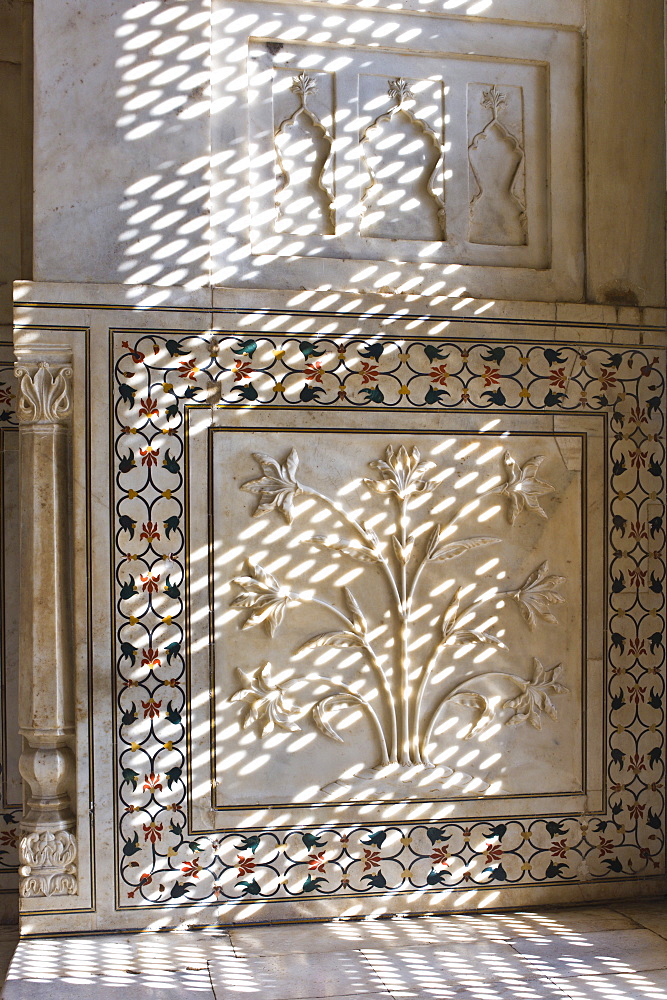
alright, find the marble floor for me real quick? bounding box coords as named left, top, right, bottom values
left=1, top=900, right=667, bottom=998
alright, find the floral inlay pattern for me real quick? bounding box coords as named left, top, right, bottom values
left=112, top=328, right=665, bottom=909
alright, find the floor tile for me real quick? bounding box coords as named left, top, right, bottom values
left=453, top=906, right=637, bottom=939
left=229, top=916, right=477, bottom=956
left=2, top=968, right=214, bottom=998
left=509, top=927, right=667, bottom=979
left=6, top=931, right=233, bottom=977
left=611, top=900, right=667, bottom=940
left=546, top=967, right=667, bottom=1000
left=361, top=939, right=541, bottom=990
left=209, top=951, right=388, bottom=999
left=228, top=907, right=633, bottom=957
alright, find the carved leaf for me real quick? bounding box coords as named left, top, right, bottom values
left=15, top=363, right=72, bottom=424
left=343, top=587, right=367, bottom=636
left=296, top=631, right=366, bottom=654
left=450, top=629, right=508, bottom=649
left=428, top=536, right=500, bottom=562
left=310, top=535, right=380, bottom=563
left=447, top=690, right=494, bottom=740
left=392, top=534, right=415, bottom=564
left=313, top=693, right=365, bottom=743
left=441, top=588, right=463, bottom=640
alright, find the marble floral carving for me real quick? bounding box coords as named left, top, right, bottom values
left=493, top=451, right=554, bottom=524
left=231, top=444, right=568, bottom=778
left=14, top=362, right=72, bottom=424
left=19, top=830, right=77, bottom=897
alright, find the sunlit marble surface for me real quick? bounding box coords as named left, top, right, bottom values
left=2, top=900, right=667, bottom=998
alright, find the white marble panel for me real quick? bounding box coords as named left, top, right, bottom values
left=215, top=3, right=582, bottom=299
left=185, top=404, right=605, bottom=831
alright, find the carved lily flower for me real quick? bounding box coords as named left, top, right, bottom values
left=504, top=659, right=569, bottom=729
left=231, top=562, right=294, bottom=636
left=241, top=449, right=301, bottom=523
left=230, top=662, right=301, bottom=736
left=509, top=561, right=565, bottom=629
left=364, top=445, right=434, bottom=500
left=493, top=452, right=554, bottom=524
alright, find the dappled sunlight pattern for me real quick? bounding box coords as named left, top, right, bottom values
left=7, top=907, right=667, bottom=999
left=108, top=323, right=664, bottom=916
left=222, top=438, right=568, bottom=793
left=114, top=2, right=211, bottom=295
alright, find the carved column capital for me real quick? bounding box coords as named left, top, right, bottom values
left=14, top=361, right=73, bottom=425
left=19, top=830, right=77, bottom=897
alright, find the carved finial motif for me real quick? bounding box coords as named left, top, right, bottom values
left=14, top=362, right=73, bottom=424
left=290, top=72, right=317, bottom=104
left=19, top=830, right=77, bottom=897
left=388, top=78, right=414, bottom=105
left=481, top=83, right=507, bottom=119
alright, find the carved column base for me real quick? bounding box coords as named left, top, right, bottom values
left=19, top=830, right=77, bottom=897
left=18, top=743, right=77, bottom=896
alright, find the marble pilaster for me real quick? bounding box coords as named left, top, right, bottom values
left=14, top=353, right=77, bottom=898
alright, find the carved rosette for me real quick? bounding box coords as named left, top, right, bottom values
left=14, top=353, right=77, bottom=898
left=19, top=830, right=77, bottom=897
left=14, top=362, right=72, bottom=424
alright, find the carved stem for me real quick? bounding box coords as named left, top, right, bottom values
left=308, top=678, right=390, bottom=766
left=14, top=360, right=77, bottom=897
left=398, top=497, right=415, bottom=766
left=303, top=596, right=397, bottom=761
left=412, top=638, right=448, bottom=762
left=421, top=670, right=520, bottom=764
left=302, top=486, right=402, bottom=606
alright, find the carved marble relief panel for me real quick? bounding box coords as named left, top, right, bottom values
left=106, top=314, right=663, bottom=923
left=248, top=40, right=547, bottom=268
left=273, top=71, right=335, bottom=238
left=358, top=77, right=446, bottom=242
left=223, top=4, right=580, bottom=297
left=185, top=406, right=604, bottom=835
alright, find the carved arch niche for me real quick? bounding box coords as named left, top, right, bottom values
left=272, top=69, right=335, bottom=238
left=359, top=78, right=446, bottom=242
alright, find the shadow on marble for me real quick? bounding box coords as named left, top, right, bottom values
left=5, top=930, right=232, bottom=979
left=2, top=969, right=214, bottom=999
left=208, top=951, right=387, bottom=1000
left=544, top=968, right=667, bottom=1000
left=611, top=900, right=667, bottom=941
left=1, top=933, right=227, bottom=998
left=5, top=907, right=667, bottom=1000
left=228, top=906, right=636, bottom=957
left=360, top=939, right=544, bottom=992
left=510, top=928, right=667, bottom=978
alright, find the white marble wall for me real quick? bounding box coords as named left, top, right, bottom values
left=9, top=0, right=667, bottom=936
left=31, top=0, right=665, bottom=305
left=11, top=282, right=667, bottom=933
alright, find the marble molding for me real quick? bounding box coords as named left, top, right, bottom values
left=14, top=356, right=78, bottom=898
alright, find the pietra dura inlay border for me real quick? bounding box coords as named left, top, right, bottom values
left=112, top=322, right=664, bottom=915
